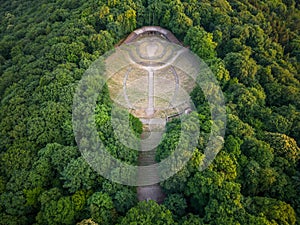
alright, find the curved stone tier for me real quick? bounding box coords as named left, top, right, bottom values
left=122, top=26, right=182, bottom=46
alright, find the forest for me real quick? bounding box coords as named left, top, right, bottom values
left=0, top=0, right=299, bottom=224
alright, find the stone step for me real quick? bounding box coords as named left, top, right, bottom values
left=138, top=150, right=156, bottom=166
left=137, top=128, right=165, bottom=203
left=137, top=165, right=160, bottom=184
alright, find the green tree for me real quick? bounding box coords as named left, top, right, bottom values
left=224, top=49, right=258, bottom=86
left=37, top=195, right=76, bottom=225
left=163, top=193, right=187, bottom=217
left=89, top=31, right=114, bottom=54
left=226, top=114, right=254, bottom=139
left=184, top=26, right=217, bottom=61
left=211, top=152, right=237, bottom=181
left=224, top=135, right=243, bottom=158
left=160, top=167, right=190, bottom=194
left=186, top=170, right=243, bottom=219
left=113, top=188, right=137, bottom=214
left=241, top=137, right=274, bottom=167
left=60, top=157, right=101, bottom=193
left=87, top=192, right=117, bottom=225
left=180, top=213, right=203, bottom=225
left=0, top=191, right=28, bottom=224
left=244, top=197, right=296, bottom=225
left=241, top=160, right=277, bottom=196
left=263, top=132, right=300, bottom=165
left=38, top=143, right=79, bottom=174
left=119, top=200, right=175, bottom=225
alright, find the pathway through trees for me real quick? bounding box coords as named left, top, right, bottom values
left=137, top=119, right=166, bottom=203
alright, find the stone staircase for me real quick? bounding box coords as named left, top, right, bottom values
left=138, top=148, right=156, bottom=166
left=137, top=120, right=166, bottom=203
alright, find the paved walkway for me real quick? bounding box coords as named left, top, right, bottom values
left=137, top=122, right=165, bottom=203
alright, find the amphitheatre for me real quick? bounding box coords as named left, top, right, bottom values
left=105, top=26, right=198, bottom=202
left=107, top=26, right=195, bottom=122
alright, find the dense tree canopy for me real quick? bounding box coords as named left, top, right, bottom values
left=0, top=0, right=299, bottom=224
